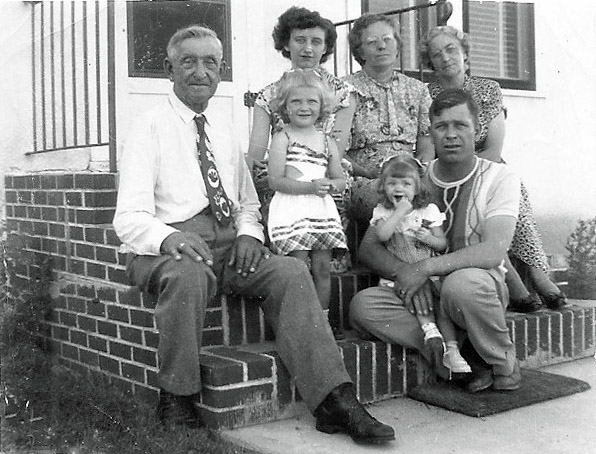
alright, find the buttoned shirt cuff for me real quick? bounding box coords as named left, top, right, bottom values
left=119, top=224, right=179, bottom=257
left=150, top=224, right=181, bottom=256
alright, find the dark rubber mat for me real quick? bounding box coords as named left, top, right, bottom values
left=408, top=368, right=590, bottom=417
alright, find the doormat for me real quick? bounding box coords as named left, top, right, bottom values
left=408, top=368, right=590, bottom=417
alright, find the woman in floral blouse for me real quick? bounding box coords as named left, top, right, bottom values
left=343, top=13, right=434, bottom=226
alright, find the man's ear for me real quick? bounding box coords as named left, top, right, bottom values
left=164, top=57, right=174, bottom=81
left=474, top=123, right=481, bottom=140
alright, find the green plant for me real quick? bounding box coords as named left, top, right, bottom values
left=565, top=217, right=596, bottom=299
left=0, top=235, right=52, bottom=351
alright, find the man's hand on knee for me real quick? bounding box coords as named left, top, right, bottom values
left=410, top=281, right=435, bottom=316
left=228, top=235, right=270, bottom=277
left=161, top=232, right=214, bottom=266
left=393, top=261, right=432, bottom=312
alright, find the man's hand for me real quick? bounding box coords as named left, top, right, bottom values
left=161, top=231, right=213, bottom=264
left=394, top=261, right=433, bottom=315
left=160, top=231, right=216, bottom=282
left=228, top=235, right=270, bottom=277
left=411, top=280, right=436, bottom=316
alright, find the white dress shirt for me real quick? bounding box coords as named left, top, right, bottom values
left=113, top=92, right=264, bottom=256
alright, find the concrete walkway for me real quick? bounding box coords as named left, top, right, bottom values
left=222, top=357, right=596, bottom=454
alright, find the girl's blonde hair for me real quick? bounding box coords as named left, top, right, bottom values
left=271, top=69, right=335, bottom=124
left=377, top=156, right=430, bottom=209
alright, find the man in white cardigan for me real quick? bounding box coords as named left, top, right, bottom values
left=351, top=89, right=522, bottom=393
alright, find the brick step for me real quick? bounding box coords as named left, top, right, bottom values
left=196, top=337, right=412, bottom=429
left=225, top=267, right=376, bottom=346
left=197, top=300, right=596, bottom=429
left=508, top=300, right=596, bottom=367
left=48, top=269, right=593, bottom=430
left=226, top=265, right=574, bottom=347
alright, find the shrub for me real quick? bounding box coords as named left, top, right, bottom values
left=565, top=217, right=596, bottom=299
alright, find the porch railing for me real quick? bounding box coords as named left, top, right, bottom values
left=28, top=0, right=117, bottom=172
left=27, top=1, right=451, bottom=171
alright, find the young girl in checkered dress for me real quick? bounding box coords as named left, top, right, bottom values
left=267, top=69, right=347, bottom=324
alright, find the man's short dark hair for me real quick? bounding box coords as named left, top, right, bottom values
left=429, top=89, right=479, bottom=127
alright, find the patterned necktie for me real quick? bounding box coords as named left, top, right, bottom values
left=194, top=114, right=232, bottom=226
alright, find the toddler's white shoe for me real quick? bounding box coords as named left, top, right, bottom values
left=443, top=348, right=472, bottom=374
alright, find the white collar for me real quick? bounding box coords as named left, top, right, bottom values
left=168, top=91, right=210, bottom=126
left=429, top=157, right=479, bottom=188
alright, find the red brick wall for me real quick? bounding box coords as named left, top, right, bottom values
left=4, top=172, right=160, bottom=397
left=3, top=172, right=277, bottom=400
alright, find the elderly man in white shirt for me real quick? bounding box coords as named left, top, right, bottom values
left=113, top=25, right=394, bottom=444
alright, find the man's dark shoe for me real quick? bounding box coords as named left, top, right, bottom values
left=156, top=389, right=200, bottom=428
left=493, top=360, right=521, bottom=391
left=466, top=367, right=494, bottom=393
left=314, top=383, right=395, bottom=444
left=460, top=339, right=494, bottom=392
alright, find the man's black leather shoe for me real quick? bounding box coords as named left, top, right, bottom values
left=466, top=367, right=494, bottom=393
left=460, top=339, right=494, bottom=393
left=156, top=389, right=200, bottom=428
left=314, top=383, right=395, bottom=444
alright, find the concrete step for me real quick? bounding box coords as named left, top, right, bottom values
left=220, top=358, right=596, bottom=454
left=195, top=300, right=596, bottom=429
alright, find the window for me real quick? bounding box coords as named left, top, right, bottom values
left=127, top=0, right=232, bottom=81
left=360, top=0, right=449, bottom=78
left=464, top=1, right=535, bottom=90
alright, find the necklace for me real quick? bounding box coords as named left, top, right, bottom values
left=429, top=158, right=478, bottom=236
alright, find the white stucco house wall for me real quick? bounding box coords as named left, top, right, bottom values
left=1, top=0, right=595, bottom=256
